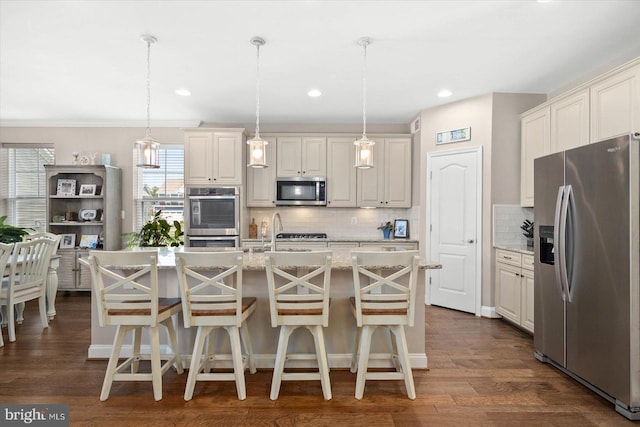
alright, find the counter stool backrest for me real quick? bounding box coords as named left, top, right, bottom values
left=351, top=251, right=420, bottom=327
left=88, top=251, right=160, bottom=327
left=175, top=251, right=246, bottom=328
left=264, top=251, right=332, bottom=328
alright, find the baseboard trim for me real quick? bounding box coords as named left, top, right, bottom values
left=481, top=305, right=502, bottom=319
left=88, top=345, right=428, bottom=369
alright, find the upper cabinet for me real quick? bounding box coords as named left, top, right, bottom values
left=276, top=136, right=326, bottom=177
left=357, top=137, right=412, bottom=208
left=550, top=89, right=590, bottom=153
left=326, top=137, right=357, bottom=207
left=520, top=108, right=550, bottom=207
left=246, top=136, right=276, bottom=207
left=590, top=64, right=640, bottom=143
left=184, top=128, right=244, bottom=185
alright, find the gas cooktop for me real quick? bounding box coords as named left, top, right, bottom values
left=276, top=233, right=327, bottom=239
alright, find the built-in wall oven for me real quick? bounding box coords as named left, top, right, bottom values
left=185, top=187, right=240, bottom=248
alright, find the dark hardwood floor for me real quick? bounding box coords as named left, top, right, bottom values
left=1, top=293, right=635, bottom=426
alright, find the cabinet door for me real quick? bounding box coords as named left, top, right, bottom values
left=356, top=140, right=384, bottom=207
left=520, top=107, right=550, bottom=207
left=550, top=89, right=590, bottom=153
left=301, top=137, right=327, bottom=176
left=184, top=131, right=213, bottom=184
left=495, top=262, right=521, bottom=324
left=213, top=132, right=243, bottom=185
left=326, top=137, right=357, bottom=207
left=590, top=64, right=640, bottom=143
left=520, top=268, right=535, bottom=333
left=57, top=250, right=76, bottom=290
left=384, top=138, right=412, bottom=207
left=276, top=137, right=302, bottom=177
left=328, top=242, right=359, bottom=248
left=246, top=137, right=276, bottom=207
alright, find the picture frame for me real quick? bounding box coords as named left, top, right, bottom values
left=79, top=184, right=97, bottom=196
left=56, top=179, right=76, bottom=196
left=60, top=234, right=76, bottom=249
left=393, top=219, right=409, bottom=239
left=79, top=234, right=98, bottom=249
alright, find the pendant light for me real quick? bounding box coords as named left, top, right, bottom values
left=135, top=34, right=160, bottom=169
left=354, top=37, right=375, bottom=169
left=247, top=36, right=268, bottom=168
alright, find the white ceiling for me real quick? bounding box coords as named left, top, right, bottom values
left=1, top=0, right=640, bottom=127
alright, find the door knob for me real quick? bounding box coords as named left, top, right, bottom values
left=467, top=239, right=475, bottom=243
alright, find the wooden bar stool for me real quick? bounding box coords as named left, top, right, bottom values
left=264, top=251, right=332, bottom=400
left=87, top=251, right=184, bottom=401
left=350, top=250, right=420, bottom=400
left=175, top=251, right=257, bottom=401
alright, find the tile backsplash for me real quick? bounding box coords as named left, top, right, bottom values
left=247, top=207, right=420, bottom=240
left=493, top=204, right=534, bottom=247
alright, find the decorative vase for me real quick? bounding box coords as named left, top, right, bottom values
left=382, top=229, right=391, bottom=240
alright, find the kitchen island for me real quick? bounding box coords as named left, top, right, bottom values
left=86, top=247, right=440, bottom=369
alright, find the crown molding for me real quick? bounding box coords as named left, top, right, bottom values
left=0, top=120, right=202, bottom=128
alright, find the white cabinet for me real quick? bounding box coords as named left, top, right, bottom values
left=550, top=89, right=590, bottom=153
left=246, top=136, right=276, bottom=207
left=184, top=129, right=244, bottom=185
left=357, top=137, right=412, bottom=208
left=590, top=64, right=640, bottom=143
left=326, top=137, right=357, bottom=207
left=45, top=165, right=121, bottom=291
left=520, top=107, right=550, bottom=207
left=276, top=136, right=326, bottom=177
left=495, top=249, right=534, bottom=333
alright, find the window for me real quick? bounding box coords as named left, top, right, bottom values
left=0, top=144, right=55, bottom=231
left=134, top=145, right=184, bottom=228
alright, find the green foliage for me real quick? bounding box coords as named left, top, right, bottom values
left=0, top=216, right=33, bottom=243
left=123, top=210, right=184, bottom=247
left=377, top=221, right=394, bottom=231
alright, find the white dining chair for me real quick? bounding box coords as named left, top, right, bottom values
left=175, top=251, right=257, bottom=401
left=19, top=232, right=62, bottom=323
left=0, top=238, right=56, bottom=343
left=87, top=250, right=184, bottom=401
left=350, top=250, right=420, bottom=400
left=264, top=251, right=332, bottom=400
left=0, top=242, right=14, bottom=347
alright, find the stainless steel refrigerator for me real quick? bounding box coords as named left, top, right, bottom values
left=534, top=133, right=640, bottom=419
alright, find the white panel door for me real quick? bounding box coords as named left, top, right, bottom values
left=428, top=148, right=480, bottom=314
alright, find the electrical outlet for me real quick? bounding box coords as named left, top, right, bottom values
left=351, top=217, right=357, bottom=225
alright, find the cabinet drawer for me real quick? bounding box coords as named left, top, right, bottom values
left=496, top=249, right=522, bottom=267
left=522, top=254, right=535, bottom=270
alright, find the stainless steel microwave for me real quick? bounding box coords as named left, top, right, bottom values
left=276, top=177, right=326, bottom=206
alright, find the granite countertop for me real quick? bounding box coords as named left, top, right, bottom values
left=494, top=244, right=534, bottom=255
left=242, top=238, right=420, bottom=243
left=80, top=247, right=441, bottom=271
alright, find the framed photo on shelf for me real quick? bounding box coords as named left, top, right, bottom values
left=79, top=234, right=98, bottom=249
left=60, top=234, right=76, bottom=249
left=56, top=179, right=76, bottom=196
left=79, top=184, right=97, bottom=196
left=393, top=219, right=409, bottom=239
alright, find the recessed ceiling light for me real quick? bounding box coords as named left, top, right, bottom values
left=437, top=89, right=453, bottom=98
left=308, top=89, right=322, bottom=97
left=175, top=88, right=191, bottom=96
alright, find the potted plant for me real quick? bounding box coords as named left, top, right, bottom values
left=123, top=210, right=184, bottom=248
left=377, top=221, right=394, bottom=240
left=0, top=215, right=33, bottom=243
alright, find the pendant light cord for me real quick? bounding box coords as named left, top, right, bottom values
left=255, top=42, right=261, bottom=139
left=145, top=38, right=152, bottom=140
left=362, top=40, right=368, bottom=138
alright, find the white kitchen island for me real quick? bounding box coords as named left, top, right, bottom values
left=85, top=247, right=441, bottom=369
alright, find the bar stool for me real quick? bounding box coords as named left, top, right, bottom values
left=264, top=251, right=332, bottom=400
left=87, top=250, right=184, bottom=401
left=175, top=251, right=257, bottom=401
left=350, top=250, right=420, bottom=400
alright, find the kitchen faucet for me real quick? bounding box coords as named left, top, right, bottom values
left=270, top=212, right=283, bottom=251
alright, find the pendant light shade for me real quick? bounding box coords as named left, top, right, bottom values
left=247, top=36, right=268, bottom=168
left=136, top=34, right=160, bottom=169
left=354, top=37, right=375, bottom=169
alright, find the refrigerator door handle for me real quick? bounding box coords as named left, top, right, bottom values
left=561, top=185, right=574, bottom=303
left=553, top=185, right=567, bottom=301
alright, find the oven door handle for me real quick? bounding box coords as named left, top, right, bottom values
left=188, top=196, right=237, bottom=200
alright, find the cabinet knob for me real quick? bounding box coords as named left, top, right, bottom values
left=468, top=239, right=475, bottom=243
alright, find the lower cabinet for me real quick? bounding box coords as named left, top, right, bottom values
left=58, top=249, right=92, bottom=291
left=495, top=248, right=534, bottom=333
